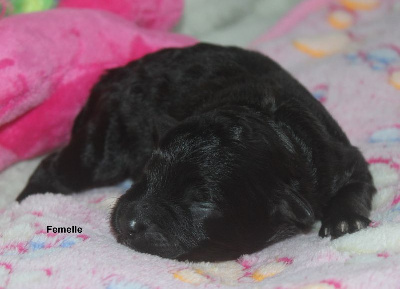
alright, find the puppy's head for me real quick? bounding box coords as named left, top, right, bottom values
left=111, top=109, right=314, bottom=261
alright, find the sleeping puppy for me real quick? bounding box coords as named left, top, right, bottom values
left=17, top=43, right=376, bottom=262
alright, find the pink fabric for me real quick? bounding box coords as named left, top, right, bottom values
left=1, top=1, right=400, bottom=288
left=251, top=0, right=399, bottom=144
left=58, top=0, right=184, bottom=30
left=247, top=1, right=400, bottom=286
left=0, top=8, right=196, bottom=171
left=250, top=0, right=332, bottom=46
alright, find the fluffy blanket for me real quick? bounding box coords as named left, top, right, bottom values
left=0, top=5, right=195, bottom=172
left=1, top=0, right=400, bottom=288
left=2, top=0, right=182, bottom=30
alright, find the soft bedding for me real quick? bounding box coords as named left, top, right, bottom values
left=2, top=0, right=182, bottom=30
left=0, top=6, right=195, bottom=172
left=1, top=0, right=400, bottom=288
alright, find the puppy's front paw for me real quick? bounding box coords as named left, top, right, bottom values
left=16, top=186, right=37, bottom=202
left=16, top=183, right=47, bottom=203
left=319, top=213, right=371, bottom=239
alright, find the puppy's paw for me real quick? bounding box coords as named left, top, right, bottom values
left=319, top=213, right=371, bottom=239
left=16, top=187, right=36, bottom=203
left=16, top=183, right=45, bottom=203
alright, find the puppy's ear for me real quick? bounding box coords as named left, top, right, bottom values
left=276, top=185, right=315, bottom=230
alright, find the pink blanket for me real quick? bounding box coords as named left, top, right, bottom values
left=0, top=8, right=196, bottom=171
left=1, top=0, right=400, bottom=288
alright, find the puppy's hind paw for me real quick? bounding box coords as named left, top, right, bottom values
left=319, top=213, right=371, bottom=239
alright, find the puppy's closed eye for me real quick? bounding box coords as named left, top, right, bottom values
left=185, top=189, right=221, bottom=220
left=190, top=202, right=223, bottom=221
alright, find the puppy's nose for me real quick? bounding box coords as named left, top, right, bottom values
left=127, top=220, right=147, bottom=236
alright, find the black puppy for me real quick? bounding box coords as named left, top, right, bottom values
left=17, top=43, right=376, bottom=262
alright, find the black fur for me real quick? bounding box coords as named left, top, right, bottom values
left=17, top=43, right=376, bottom=262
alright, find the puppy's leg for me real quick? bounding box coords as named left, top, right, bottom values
left=319, top=151, right=376, bottom=238
left=16, top=93, right=161, bottom=202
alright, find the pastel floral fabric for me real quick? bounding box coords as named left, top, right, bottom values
left=1, top=0, right=400, bottom=288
